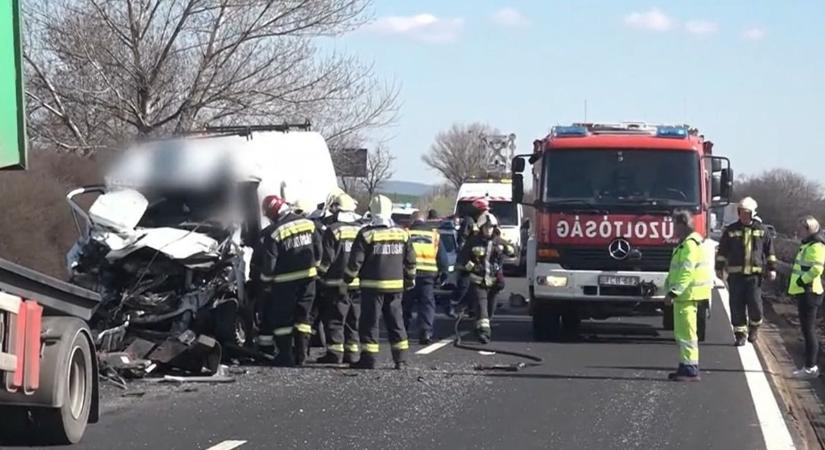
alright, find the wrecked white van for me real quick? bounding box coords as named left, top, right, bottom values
left=65, top=125, right=338, bottom=374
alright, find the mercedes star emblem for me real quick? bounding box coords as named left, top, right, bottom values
left=608, top=238, right=631, bottom=261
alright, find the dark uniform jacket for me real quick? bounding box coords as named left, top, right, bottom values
left=318, top=220, right=363, bottom=290
left=345, top=224, right=416, bottom=293
left=257, top=212, right=322, bottom=284
left=457, top=234, right=515, bottom=288
left=716, top=219, right=777, bottom=275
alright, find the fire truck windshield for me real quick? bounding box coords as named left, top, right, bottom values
left=456, top=200, right=518, bottom=226
left=542, top=149, right=700, bottom=208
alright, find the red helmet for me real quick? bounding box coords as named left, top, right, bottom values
left=472, top=198, right=490, bottom=212
left=262, top=195, right=287, bottom=219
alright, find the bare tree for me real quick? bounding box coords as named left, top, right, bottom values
left=22, top=0, right=398, bottom=155
left=360, top=146, right=394, bottom=198
left=422, top=122, right=497, bottom=190
left=735, top=169, right=825, bottom=235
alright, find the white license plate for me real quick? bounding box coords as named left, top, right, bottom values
left=598, top=275, right=640, bottom=287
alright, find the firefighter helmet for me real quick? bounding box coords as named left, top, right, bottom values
left=472, top=198, right=491, bottom=212
left=369, top=194, right=393, bottom=217
left=292, top=198, right=314, bottom=215
left=334, top=193, right=357, bottom=212
left=738, top=196, right=758, bottom=213
left=262, top=195, right=288, bottom=219
left=325, top=187, right=346, bottom=209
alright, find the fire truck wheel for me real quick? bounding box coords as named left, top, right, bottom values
left=561, top=309, right=581, bottom=337
left=532, top=304, right=561, bottom=342
left=662, top=305, right=674, bottom=330
left=697, top=303, right=708, bottom=342
left=35, top=322, right=93, bottom=445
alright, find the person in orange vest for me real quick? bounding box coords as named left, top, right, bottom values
left=403, top=211, right=441, bottom=344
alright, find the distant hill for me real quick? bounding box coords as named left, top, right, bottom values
left=378, top=180, right=435, bottom=197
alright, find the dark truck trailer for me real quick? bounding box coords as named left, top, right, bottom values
left=0, top=257, right=101, bottom=445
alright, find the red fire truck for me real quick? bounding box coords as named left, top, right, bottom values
left=512, top=122, right=732, bottom=341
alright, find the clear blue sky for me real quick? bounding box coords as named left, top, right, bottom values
left=336, top=1, right=825, bottom=184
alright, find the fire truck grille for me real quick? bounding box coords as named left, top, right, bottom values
left=559, top=247, right=674, bottom=272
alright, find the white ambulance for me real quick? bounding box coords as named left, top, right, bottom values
left=454, top=178, right=526, bottom=272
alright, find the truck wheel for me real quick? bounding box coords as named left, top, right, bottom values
left=662, top=304, right=674, bottom=331
left=697, top=303, right=709, bottom=342
left=35, top=323, right=93, bottom=445
left=0, top=406, right=32, bottom=444
left=561, top=309, right=581, bottom=338
left=532, top=304, right=561, bottom=342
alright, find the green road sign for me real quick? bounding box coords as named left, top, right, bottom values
left=0, top=0, right=26, bottom=169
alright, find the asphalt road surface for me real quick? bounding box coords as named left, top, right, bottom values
left=10, top=278, right=799, bottom=450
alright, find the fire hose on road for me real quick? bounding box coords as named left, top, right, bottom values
left=452, top=311, right=544, bottom=372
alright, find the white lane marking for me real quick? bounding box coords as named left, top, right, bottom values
left=205, top=440, right=247, bottom=450
left=717, top=284, right=796, bottom=450
left=415, top=332, right=468, bottom=355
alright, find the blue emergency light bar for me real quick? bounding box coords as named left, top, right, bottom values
left=553, top=125, right=589, bottom=137
left=656, top=126, right=689, bottom=139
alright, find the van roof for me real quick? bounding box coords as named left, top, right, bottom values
left=456, top=182, right=512, bottom=201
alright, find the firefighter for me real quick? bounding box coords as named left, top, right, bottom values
left=403, top=211, right=441, bottom=345
left=715, top=196, right=777, bottom=346
left=456, top=212, right=515, bottom=344
left=664, top=210, right=712, bottom=382
left=256, top=195, right=323, bottom=367
left=788, top=216, right=825, bottom=379
left=315, top=193, right=364, bottom=364
left=306, top=188, right=345, bottom=354
left=453, top=198, right=492, bottom=313
left=344, top=194, right=416, bottom=369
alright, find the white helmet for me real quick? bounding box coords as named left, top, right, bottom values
left=476, top=212, right=499, bottom=228
left=738, top=196, right=758, bottom=213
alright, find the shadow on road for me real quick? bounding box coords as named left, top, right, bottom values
left=588, top=365, right=778, bottom=375
left=443, top=370, right=672, bottom=383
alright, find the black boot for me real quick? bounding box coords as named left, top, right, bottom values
left=734, top=332, right=747, bottom=347
left=343, top=351, right=359, bottom=365
left=350, top=352, right=376, bottom=369
left=294, top=333, right=310, bottom=366
left=419, top=332, right=434, bottom=346
left=668, top=364, right=701, bottom=382
left=273, top=336, right=295, bottom=367
left=476, top=328, right=491, bottom=344
left=315, top=352, right=343, bottom=364
left=747, top=326, right=759, bottom=343
left=392, top=349, right=408, bottom=370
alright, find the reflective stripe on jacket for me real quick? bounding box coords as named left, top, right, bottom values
left=258, top=213, right=322, bottom=284
left=408, top=223, right=439, bottom=274
left=345, top=225, right=416, bottom=293
left=318, top=221, right=362, bottom=288
left=788, top=235, right=825, bottom=295
left=715, top=220, right=777, bottom=275
left=665, top=232, right=712, bottom=301
left=456, top=234, right=515, bottom=288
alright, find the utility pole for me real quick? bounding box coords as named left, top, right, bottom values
left=584, top=99, right=588, bottom=122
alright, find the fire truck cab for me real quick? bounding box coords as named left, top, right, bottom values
left=512, top=122, right=732, bottom=341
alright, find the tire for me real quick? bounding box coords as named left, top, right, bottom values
left=0, top=406, right=32, bottom=444
left=697, top=302, right=709, bottom=342
left=532, top=304, right=562, bottom=342
left=662, top=304, right=674, bottom=330
left=561, top=308, right=581, bottom=338
left=37, top=327, right=93, bottom=445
